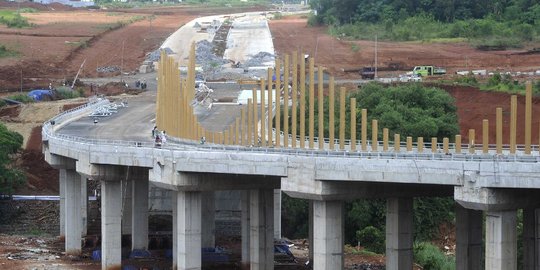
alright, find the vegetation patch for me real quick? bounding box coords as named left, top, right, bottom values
left=0, top=10, right=33, bottom=28
left=310, top=0, right=540, bottom=49
left=414, top=242, right=455, bottom=270
left=0, top=44, right=19, bottom=58
left=0, top=123, right=25, bottom=195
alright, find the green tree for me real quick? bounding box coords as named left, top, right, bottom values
left=0, top=123, right=25, bottom=195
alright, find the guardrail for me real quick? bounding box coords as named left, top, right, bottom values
left=43, top=99, right=540, bottom=164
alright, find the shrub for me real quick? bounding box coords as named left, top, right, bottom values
left=7, top=94, right=34, bottom=103
left=356, top=226, right=385, bottom=254
left=0, top=13, right=33, bottom=28
left=56, top=88, right=82, bottom=99
left=414, top=242, right=455, bottom=270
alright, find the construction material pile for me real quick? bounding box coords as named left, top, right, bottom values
left=146, top=47, right=174, bottom=62
left=195, top=40, right=228, bottom=66
left=242, top=52, right=275, bottom=68
left=96, top=66, right=120, bottom=73
left=193, top=83, right=214, bottom=110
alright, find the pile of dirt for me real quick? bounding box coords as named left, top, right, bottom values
left=0, top=104, right=20, bottom=119
left=0, top=60, right=63, bottom=91
left=16, top=149, right=59, bottom=195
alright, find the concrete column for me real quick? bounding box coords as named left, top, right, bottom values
left=241, top=190, right=251, bottom=265
left=522, top=208, right=540, bottom=270
left=201, top=191, right=215, bottom=248
left=59, top=169, right=66, bottom=237
left=386, top=197, right=413, bottom=270
left=65, top=169, right=82, bottom=255
left=176, top=190, right=202, bottom=270
left=172, top=190, right=178, bottom=269
left=308, top=200, right=314, bottom=264
left=101, top=179, right=122, bottom=270
left=131, top=177, right=149, bottom=251
left=485, top=210, right=517, bottom=270
left=121, top=179, right=133, bottom=235
left=455, top=204, right=483, bottom=270
left=274, top=189, right=282, bottom=239
left=250, top=189, right=274, bottom=270
left=81, top=176, right=87, bottom=237
left=313, top=200, right=343, bottom=270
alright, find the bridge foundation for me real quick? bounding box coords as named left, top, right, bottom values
left=386, top=197, right=413, bottom=270
left=250, top=189, right=274, bottom=270
left=64, top=169, right=82, bottom=255
left=523, top=208, right=540, bottom=270
left=455, top=204, right=483, bottom=270
left=313, top=200, right=343, bottom=270
left=485, top=210, right=517, bottom=270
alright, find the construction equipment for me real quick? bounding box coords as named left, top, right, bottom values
left=360, top=67, right=376, bottom=79
left=412, top=65, right=446, bottom=76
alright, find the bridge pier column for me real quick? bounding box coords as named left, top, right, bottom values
left=59, top=169, right=66, bottom=237
left=274, top=189, right=282, bottom=239
left=386, top=197, right=413, bottom=270
left=131, top=171, right=149, bottom=251
left=313, top=200, right=344, bottom=270
left=64, top=169, right=82, bottom=255
left=121, top=179, right=133, bottom=236
left=241, top=190, right=250, bottom=266
left=201, top=191, right=215, bottom=248
left=455, top=204, right=483, bottom=270
left=522, top=208, right=540, bottom=270
left=81, top=176, right=87, bottom=237
left=101, top=179, right=123, bottom=270
left=250, top=189, right=274, bottom=270
left=175, top=190, right=202, bottom=270
left=486, top=210, right=517, bottom=270
left=308, top=200, right=314, bottom=264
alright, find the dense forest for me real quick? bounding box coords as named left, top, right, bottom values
left=309, top=0, right=540, bottom=48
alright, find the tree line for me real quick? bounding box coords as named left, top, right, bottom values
left=309, top=0, right=540, bottom=48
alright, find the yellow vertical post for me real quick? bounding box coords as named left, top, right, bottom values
left=300, top=52, right=306, bottom=149
left=482, top=119, right=489, bottom=154
left=361, top=109, right=367, bottom=151
left=267, top=69, right=273, bottom=147
left=406, top=137, right=412, bottom=152
left=510, top=95, right=517, bottom=154
left=372, top=119, right=378, bottom=151
left=283, top=55, right=289, bottom=148
left=260, top=80, right=266, bottom=147
left=455, top=135, right=462, bottom=154
left=241, top=108, right=246, bottom=145
left=224, top=130, right=229, bottom=146
left=339, top=87, right=346, bottom=150
left=383, top=128, right=389, bottom=151
left=525, top=81, right=532, bottom=154
left=291, top=52, right=298, bottom=148
left=247, top=98, right=253, bottom=146
left=252, top=90, right=258, bottom=146
left=431, top=137, right=437, bottom=153
left=443, top=138, right=449, bottom=153
left=394, top=134, right=400, bottom=152
left=275, top=59, right=281, bottom=148
left=308, top=58, right=315, bottom=149
left=235, top=117, right=240, bottom=145
left=418, top=137, right=424, bottom=153
left=469, top=129, right=475, bottom=154
left=318, top=66, right=324, bottom=150
left=350, top=98, right=357, bottom=151
left=496, top=107, right=502, bottom=154
left=329, top=77, right=335, bottom=150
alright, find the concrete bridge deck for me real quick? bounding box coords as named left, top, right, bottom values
left=42, top=11, right=540, bottom=270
